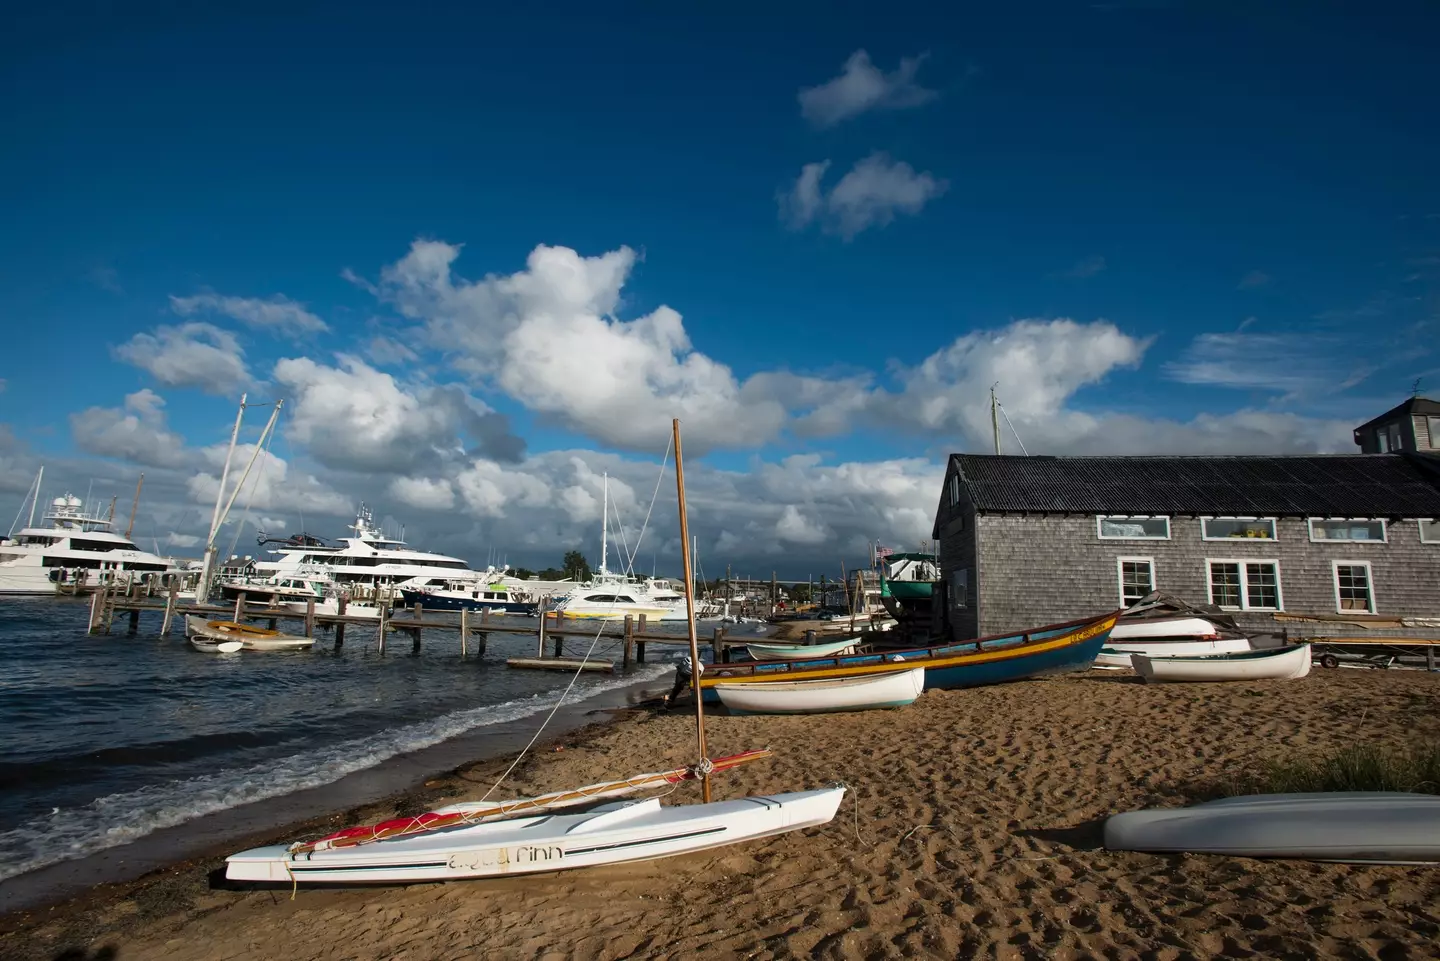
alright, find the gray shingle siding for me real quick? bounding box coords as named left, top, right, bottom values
left=943, top=513, right=1440, bottom=638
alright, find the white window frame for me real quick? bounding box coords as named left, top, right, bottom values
left=1200, top=516, right=1279, bottom=542
left=1331, top=560, right=1376, bottom=614
left=1420, top=519, right=1440, bottom=544
left=1205, top=557, right=1284, bottom=612
left=948, top=474, right=960, bottom=507
left=1307, top=518, right=1388, bottom=544
left=1116, top=556, right=1156, bottom=608
left=1095, top=515, right=1172, bottom=540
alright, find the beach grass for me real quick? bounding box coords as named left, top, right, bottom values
left=1227, top=743, right=1440, bottom=796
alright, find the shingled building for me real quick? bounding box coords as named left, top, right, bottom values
left=931, top=452, right=1440, bottom=640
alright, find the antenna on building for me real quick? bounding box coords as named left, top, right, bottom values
left=990, top=383, right=1001, bottom=455
left=1413, top=377, right=1424, bottom=398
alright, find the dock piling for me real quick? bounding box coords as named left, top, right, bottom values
left=622, top=614, right=634, bottom=670
left=334, top=596, right=347, bottom=649
left=460, top=607, right=470, bottom=657
left=160, top=581, right=178, bottom=636
left=378, top=601, right=389, bottom=654
left=476, top=605, right=489, bottom=655
left=127, top=607, right=140, bottom=634
left=233, top=592, right=245, bottom=624
left=537, top=608, right=548, bottom=656
left=412, top=602, right=423, bottom=653
left=636, top=613, right=647, bottom=663
left=712, top=626, right=723, bottom=664
left=304, top=598, right=316, bottom=638
left=88, top=589, right=103, bottom=635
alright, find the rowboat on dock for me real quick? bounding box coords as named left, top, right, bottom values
left=698, top=610, right=1119, bottom=695
left=1131, top=644, right=1312, bottom=683
left=185, top=615, right=315, bottom=652
left=715, top=666, right=924, bottom=714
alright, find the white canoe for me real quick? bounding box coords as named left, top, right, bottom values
left=746, top=638, right=857, bottom=661
left=226, top=786, right=845, bottom=884
left=1132, top=644, right=1311, bottom=683
left=186, top=615, right=315, bottom=652
left=1093, top=636, right=1253, bottom=669
left=1109, top=616, right=1222, bottom=641
left=714, top=667, right=925, bottom=715
left=1105, top=792, right=1440, bottom=863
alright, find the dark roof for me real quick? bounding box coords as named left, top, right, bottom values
left=1354, top=396, right=1440, bottom=432
left=949, top=453, right=1440, bottom=517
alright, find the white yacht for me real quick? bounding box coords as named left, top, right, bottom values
left=220, top=504, right=482, bottom=618
left=0, top=487, right=175, bottom=595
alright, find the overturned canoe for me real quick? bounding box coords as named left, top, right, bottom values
left=1104, top=792, right=1440, bottom=863
left=227, top=785, right=846, bottom=884
left=715, top=667, right=924, bottom=715
left=1132, top=644, right=1311, bottom=683
left=746, top=638, right=857, bottom=661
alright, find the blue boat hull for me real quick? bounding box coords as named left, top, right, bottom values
left=920, top=629, right=1111, bottom=690
left=397, top=589, right=537, bottom=616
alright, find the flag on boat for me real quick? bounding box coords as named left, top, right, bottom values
left=873, top=545, right=893, bottom=562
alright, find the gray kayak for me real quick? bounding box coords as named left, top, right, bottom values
left=1104, top=792, right=1440, bottom=863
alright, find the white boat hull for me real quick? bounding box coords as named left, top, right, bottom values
left=1109, top=616, right=1222, bottom=641
left=715, top=667, right=925, bottom=715
left=746, top=639, right=857, bottom=661
left=1133, top=644, right=1311, bottom=683
left=185, top=615, right=315, bottom=652
left=1105, top=792, right=1440, bottom=863
left=1093, top=636, right=1253, bottom=669
left=226, top=786, right=845, bottom=883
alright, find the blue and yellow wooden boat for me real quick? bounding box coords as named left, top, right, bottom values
left=699, top=610, right=1119, bottom=694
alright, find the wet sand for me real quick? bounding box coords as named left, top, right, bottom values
left=5, top=668, right=1440, bottom=960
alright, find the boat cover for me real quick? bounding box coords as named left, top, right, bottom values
left=1122, top=591, right=1239, bottom=633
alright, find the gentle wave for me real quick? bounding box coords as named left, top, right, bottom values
left=0, top=662, right=673, bottom=882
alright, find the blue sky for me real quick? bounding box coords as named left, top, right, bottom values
left=2, top=1, right=1437, bottom=573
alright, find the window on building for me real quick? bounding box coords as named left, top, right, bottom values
left=949, top=568, right=969, bottom=609
left=1333, top=562, right=1375, bottom=613
left=948, top=474, right=960, bottom=507
left=1207, top=560, right=1282, bottom=611
left=1427, top=416, right=1440, bottom=450
left=1309, top=519, right=1387, bottom=542
left=1421, top=519, right=1440, bottom=544
left=1117, top=558, right=1155, bottom=607
left=1097, top=516, right=1170, bottom=539
left=1386, top=422, right=1403, bottom=451
left=1201, top=517, right=1277, bottom=541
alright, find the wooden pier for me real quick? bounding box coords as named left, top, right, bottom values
left=87, top=581, right=743, bottom=669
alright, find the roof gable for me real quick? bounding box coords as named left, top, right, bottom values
left=1354, top=396, right=1440, bottom=432
left=948, top=453, right=1440, bottom=517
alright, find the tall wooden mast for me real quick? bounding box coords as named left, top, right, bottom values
left=672, top=418, right=711, bottom=802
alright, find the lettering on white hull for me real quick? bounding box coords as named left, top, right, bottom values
left=449, top=845, right=564, bottom=872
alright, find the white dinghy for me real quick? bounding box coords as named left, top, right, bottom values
left=226, top=417, right=843, bottom=887
left=186, top=615, right=315, bottom=652
left=1105, top=792, right=1440, bottom=863
left=1132, top=644, right=1311, bottom=683
left=715, top=666, right=924, bottom=715
left=1094, top=636, right=1252, bottom=669
left=746, top=638, right=857, bottom=661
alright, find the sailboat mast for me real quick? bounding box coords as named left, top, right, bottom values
left=125, top=473, right=144, bottom=539
left=672, top=418, right=710, bottom=803
left=990, top=384, right=1001, bottom=456
left=27, top=466, right=43, bottom=528
left=600, top=472, right=608, bottom=574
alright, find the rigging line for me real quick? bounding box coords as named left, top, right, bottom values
left=995, top=401, right=1030, bottom=456
left=620, top=433, right=674, bottom=577
left=481, top=437, right=674, bottom=803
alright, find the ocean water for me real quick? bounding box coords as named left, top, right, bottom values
left=0, top=598, right=687, bottom=886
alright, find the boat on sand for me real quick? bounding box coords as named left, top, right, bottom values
left=1131, top=644, right=1311, bottom=683
left=746, top=638, right=857, bottom=661
left=715, top=667, right=924, bottom=715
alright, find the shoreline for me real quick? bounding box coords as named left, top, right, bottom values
left=0, top=667, right=677, bottom=924
left=5, top=669, right=1439, bottom=961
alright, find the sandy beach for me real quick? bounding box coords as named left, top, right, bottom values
left=5, top=667, right=1440, bottom=960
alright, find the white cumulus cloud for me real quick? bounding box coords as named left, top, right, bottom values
left=69, top=389, right=190, bottom=468
left=113, top=323, right=250, bottom=394
left=389, top=475, right=456, bottom=511
left=781, top=153, right=948, bottom=240
left=798, top=50, right=937, bottom=128
left=171, top=292, right=328, bottom=335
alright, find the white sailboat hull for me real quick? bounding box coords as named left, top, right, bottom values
left=715, top=667, right=925, bottom=715
left=1133, top=644, right=1312, bottom=683
left=226, top=787, right=846, bottom=883
left=1093, top=636, right=1253, bottom=669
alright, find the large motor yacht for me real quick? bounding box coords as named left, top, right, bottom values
left=0, top=492, right=175, bottom=595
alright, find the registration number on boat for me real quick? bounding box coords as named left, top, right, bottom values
left=448, top=845, right=564, bottom=871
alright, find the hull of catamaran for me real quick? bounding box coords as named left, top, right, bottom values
left=226, top=787, right=845, bottom=884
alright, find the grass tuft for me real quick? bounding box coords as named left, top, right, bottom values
left=1225, top=743, right=1440, bottom=797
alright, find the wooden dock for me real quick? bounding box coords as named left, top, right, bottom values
left=87, top=581, right=744, bottom=670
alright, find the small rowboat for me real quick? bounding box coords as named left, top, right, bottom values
left=1132, top=644, right=1311, bottom=683
left=715, top=666, right=925, bottom=715
left=186, top=615, right=315, bottom=652
left=746, top=638, right=857, bottom=661
left=1093, top=636, right=1252, bottom=669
